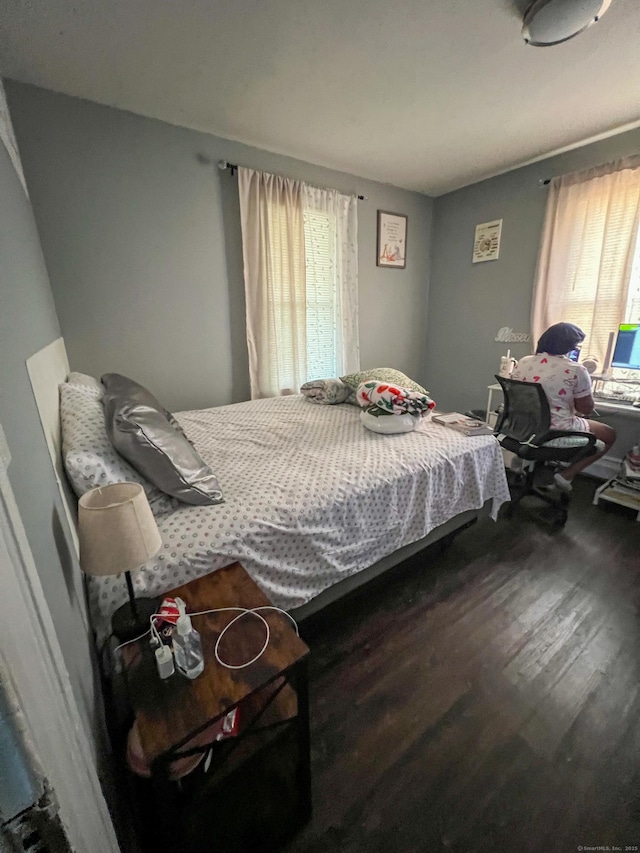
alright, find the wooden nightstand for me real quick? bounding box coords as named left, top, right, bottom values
left=121, top=562, right=311, bottom=853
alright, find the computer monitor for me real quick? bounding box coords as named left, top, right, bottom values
left=611, top=323, right=640, bottom=370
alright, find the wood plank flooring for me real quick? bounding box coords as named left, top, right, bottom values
left=285, top=478, right=640, bottom=853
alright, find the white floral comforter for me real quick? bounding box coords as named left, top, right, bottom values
left=89, top=396, right=509, bottom=638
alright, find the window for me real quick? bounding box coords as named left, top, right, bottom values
left=532, top=158, right=640, bottom=371
left=238, top=168, right=359, bottom=398
left=624, top=235, right=640, bottom=323
left=304, top=209, right=338, bottom=379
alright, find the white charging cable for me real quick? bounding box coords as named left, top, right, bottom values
left=189, top=605, right=299, bottom=670
left=113, top=627, right=151, bottom=655
left=113, top=605, right=298, bottom=671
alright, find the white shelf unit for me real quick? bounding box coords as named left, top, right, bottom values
left=593, top=459, right=640, bottom=521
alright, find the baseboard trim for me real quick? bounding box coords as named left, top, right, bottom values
left=584, top=455, right=623, bottom=481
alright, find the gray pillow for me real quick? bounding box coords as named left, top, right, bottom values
left=101, top=374, right=224, bottom=506
left=103, top=372, right=184, bottom=432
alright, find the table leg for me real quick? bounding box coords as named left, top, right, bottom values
left=150, top=759, right=181, bottom=852
left=293, top=658, right=312, bottom=825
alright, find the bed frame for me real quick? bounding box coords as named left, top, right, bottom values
left=27, top=338, right=490, bottom=620
left=289, top=504, right=485, bottom=620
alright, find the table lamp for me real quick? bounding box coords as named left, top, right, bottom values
left=78, top=482, right=162, bottom=642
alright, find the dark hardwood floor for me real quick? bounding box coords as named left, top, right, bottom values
left=286, top=478, right=640, bottom=853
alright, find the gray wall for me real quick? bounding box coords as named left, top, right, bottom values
left=6, top=81, right=434, bottom=413
left=426, top=127, right=640, bottom=457
left=0, top=142, right=97, bottom=742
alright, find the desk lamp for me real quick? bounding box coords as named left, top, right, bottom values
left=78, top=482, right=162, bottom=642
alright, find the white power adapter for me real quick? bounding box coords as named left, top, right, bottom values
left=155, top=644, right=175, bottom=679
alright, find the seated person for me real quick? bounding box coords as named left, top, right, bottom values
left=511, top=322, right=616, bottom=492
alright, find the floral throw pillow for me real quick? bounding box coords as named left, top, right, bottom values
left=356, top=381, right=435, bottom=417
left=340, top=368, right=428, bottom=402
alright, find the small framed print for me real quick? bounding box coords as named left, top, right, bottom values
left=377, top=210, right=407, bottom=269
left=472, top=219, right=502, bottom=263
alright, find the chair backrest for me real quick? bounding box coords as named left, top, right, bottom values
left=494, top=376, right=551, bottom=443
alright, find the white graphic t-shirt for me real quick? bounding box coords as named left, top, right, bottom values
left=510, top=353, right=592, bottom=431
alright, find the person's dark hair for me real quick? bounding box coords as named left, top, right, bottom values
left=536, top=322, right=585, bottom=356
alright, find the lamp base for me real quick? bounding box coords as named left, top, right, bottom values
left=111, top=597, right=160, bottom=643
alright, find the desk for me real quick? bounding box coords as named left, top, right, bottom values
left=593, top=399, right=640, bottom=418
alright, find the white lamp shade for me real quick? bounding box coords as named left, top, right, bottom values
left=78, top=482, right=162, bottom=577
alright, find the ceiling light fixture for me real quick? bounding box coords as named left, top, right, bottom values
left=522, top=0, right=612, bottom=47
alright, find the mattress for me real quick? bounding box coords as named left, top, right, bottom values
left=88, top=396, right=510, bottom=638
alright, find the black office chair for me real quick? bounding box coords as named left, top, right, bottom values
left=494, top=376, right=599, bottom=527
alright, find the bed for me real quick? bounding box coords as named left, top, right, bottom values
left=28, top=339, right=510, bottom=642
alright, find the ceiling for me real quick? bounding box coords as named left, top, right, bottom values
left=2, top=0, right=640, bottom=195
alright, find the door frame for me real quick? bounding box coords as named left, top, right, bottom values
left=0, top=425, right=119, bottom=852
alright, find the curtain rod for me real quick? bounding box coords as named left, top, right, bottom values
left=217, top=160, right=368, bottom=201
left=539, top=155, right=640, bottom=187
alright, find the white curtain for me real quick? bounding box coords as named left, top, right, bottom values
left=238, top=167, right=359, bottom=399
left=531, top=157, right=640, bottom=365
left=238, top=168, right=307, bottom=398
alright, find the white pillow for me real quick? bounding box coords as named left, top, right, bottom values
left=300, top=378, right=352, bottom=404
left=360, top=411, right=418, bottom=434
left=66, top=372, right=103, bottom=396
left=59, top=382, right=175, bottom=517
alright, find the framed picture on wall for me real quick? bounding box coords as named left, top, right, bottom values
left=472, top=219, right=502, bottom=263
left=377, top=210, right=407, bottom=269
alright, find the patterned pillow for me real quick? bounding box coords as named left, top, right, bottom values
left=340, top=368, right=428, bottom=403
left=60, top=382, right=175, bottom=517
left=300, top=378, right=352, bottom=404
left=66, top=372, right=103, bottom=396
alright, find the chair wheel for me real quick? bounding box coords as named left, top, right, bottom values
left=551, top=508, right=568, bottom=529
left=500, top=502, right=515, bottom=519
